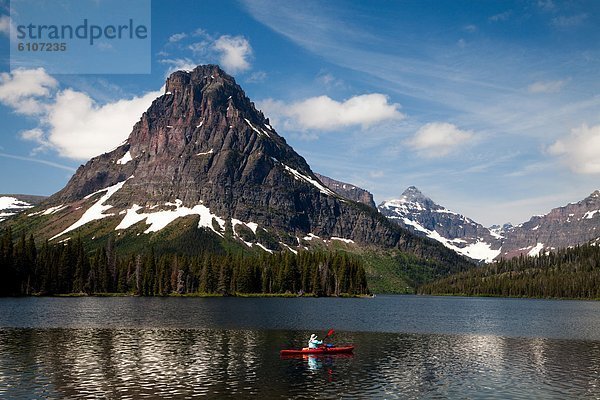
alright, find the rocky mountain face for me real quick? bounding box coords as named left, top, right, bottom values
left=0, top=195, right=46, bottom=222
left=380, top=187, right=600, bottom=262
left=378, top=187, right=502, bottom=263
left=9, top=65, right=469, bottom=269
left=499, top=189, right=600, bottom=258
left=314, top=173, right=376, bottom=208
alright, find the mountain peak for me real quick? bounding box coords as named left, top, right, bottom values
left=401, top=186, right=426, bottom=200
left=165, top=65, right=236, bottom=94
left=403, top=185, right=421, bottom=193
left=50, top=64, right=309, bottom=206
left=162, top=64, right=267, bottom=123
left=378, top=186, right=434, bottom=209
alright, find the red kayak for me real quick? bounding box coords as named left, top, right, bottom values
left=280, top=346, right=354, bottom=356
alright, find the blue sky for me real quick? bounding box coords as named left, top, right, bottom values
left=0, top=0, right=599, bottom=226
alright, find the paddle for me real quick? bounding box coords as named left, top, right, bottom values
left=324, top=329, right=335, bottom=340
left=322, top=329, right=335, bottom=350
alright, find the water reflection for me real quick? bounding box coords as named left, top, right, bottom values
left=280, top=353, right=354, bottom=375
left=2, top=329, right=600, bottom=399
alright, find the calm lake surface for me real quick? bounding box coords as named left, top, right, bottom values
left=1, top=295, right=600, bottom=398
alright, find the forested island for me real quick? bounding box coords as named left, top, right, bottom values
left=419, top=244, right=600, bottom=299
left=0, top=228, right=369, bottom=297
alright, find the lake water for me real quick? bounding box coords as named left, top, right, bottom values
left=1, top=295, right=600, bottom=398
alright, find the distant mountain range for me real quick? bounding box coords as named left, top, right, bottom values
left=499, top=189, right=600, bottom=259
left=377, top=187, right=502, bottom=263
left=307, top=177, right=600, bottom=263
left=374, top=186, right=600, bottom=262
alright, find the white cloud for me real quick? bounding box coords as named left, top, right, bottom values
left=45, top=88, right=161, bottom=159
left=552, top=14, right=587, bottom=28
left=369, top=170, right=384, bottom=178
left=463, top=24, right=477, bottom=33
left=19, top=128, right=50, bottom=154
left=159, top=31, right=254, bottom=75
left=168, top=32, right=187, bottom=43
left=213, top=35, right=252, bottom=74
left=548, top=124, right=600, bottom=174
left=0, top=68, right=58, bottom=115
left=0, top=152, right=76, bottom=172
left=489, top=11, right=512, bottom=22
left=318, top=73, right=335, bottom=85
left=192, top=28, right=212, bottom=37
left=246, top=71, right=267, bottom=83
left=20, top=128, right=44, bottom=142
left=187, top=30, right=213, bottom=55
left=159, top=58, right=197, bottom=76
left=527, top=79, right=567, bottom=93
left=259, top=94, right=404, bottom=131
left=537, top=0, right=556, bottom=11
left=0, top=15, right=9, bottom=36
left=188, top=41, right=210, bottom=54
left=316, top=71, right=344, bottom=88
left=1, top=68, right=161, bottom=160
left=407, top=122, right=474, bottom=157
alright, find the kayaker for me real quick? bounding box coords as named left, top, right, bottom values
left=308, top=334, right=323, bottom=349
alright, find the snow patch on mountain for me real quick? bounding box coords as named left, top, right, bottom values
left=0, top=197, right=31, bottom=211
left=413, top=219, right=500, bottom=263
left=380, top=198, right=425, bottom=212
left=29, top=204, right=68, bottom=216
left=245, top=222, right=258, bottom=234
left=282, top=164, right=337, bottom=197
left=330, top=237, right=355, bottom=244
left=232, top=218, right=260, bottom=236
left=527, top=243, right=545, bottom=257
left=244, top=118, right=271, bottom=138
left=401, top=217, right=430, bottom=234
left=303, top=233, right=320, bottom=241
left=280, top=243, right=298, bottom=254
left=46, top=205, right=68, bottom=215
left=116, top=199, right=226, bottom=235
left=116, top=151, right=133, bottom=165
left=51, top=179, right=129, bottom=240
left=489, top=230, right=504, bottom=240
left=255, top=243, right=274, bottom=253
left=0, top=196, right=34, bottom=221
left=113, top=201, right=274, bottom=253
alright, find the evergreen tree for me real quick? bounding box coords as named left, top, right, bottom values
left=0, top=230, right=372, bottom=297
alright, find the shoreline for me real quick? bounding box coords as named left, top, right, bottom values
left=416, top=292, right=600, bottom=301
left=14, top=292, right=375, bottom=299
